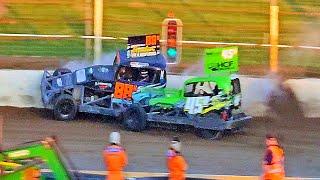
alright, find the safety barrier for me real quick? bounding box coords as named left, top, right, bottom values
left=41, top=170, right=320, bottom=180
left=0, top=33, right=319, bottom=50
left=0, top=70, right=319, bottom=117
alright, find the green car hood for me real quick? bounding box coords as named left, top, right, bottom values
left=149, top=88, right=184, bottom=108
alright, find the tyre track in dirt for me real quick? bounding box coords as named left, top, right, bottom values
left=1, top=107, right=320, bottom=177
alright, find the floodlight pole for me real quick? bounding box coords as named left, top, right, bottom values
left=270, top=0, right=279, bottom=73
left=94, top=0, right=103, bottom=63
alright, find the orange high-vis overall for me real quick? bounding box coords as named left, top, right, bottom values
left=103, top=145, right=128, bottom=180
left=263, top=145, right=285, bottom=180
left=167, top=150, right=188, bottom=180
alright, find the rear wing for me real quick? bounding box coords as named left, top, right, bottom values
left=204, top=46, right=239, bottom=75
left=114, top=50, right=167, bottom=70
left=113, top=34, right=166, bottom=70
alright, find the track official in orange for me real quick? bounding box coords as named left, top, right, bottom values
left=103, top=132, right=128, bottom=180
left=261, top=134, right=285, bottom=180
left=167, top=137, right=188, bottom=180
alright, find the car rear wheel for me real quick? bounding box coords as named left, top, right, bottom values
left=123, top=104, right=147, bottom=132
left=196, top=129, right=223, bottom=140
left=53, top=94, right=77, bottom=121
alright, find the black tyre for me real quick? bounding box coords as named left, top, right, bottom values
left=53, top=68, right=71, bottom=76
left=53, top=94, right=77, bottom=121
left=123, top=104, right=147, bottom=132
left=196, top=129, right=223, bottom=140
left=115, top=112, right=124, bottom=122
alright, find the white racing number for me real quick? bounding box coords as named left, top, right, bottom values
left=184, top=96, right=210, bottom=114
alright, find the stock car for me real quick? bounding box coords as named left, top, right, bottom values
left=122, top=46, right=252, bottom=139
left=40, top=49, right=167, bottom=121
left=126, top=74, right=251, bottom=140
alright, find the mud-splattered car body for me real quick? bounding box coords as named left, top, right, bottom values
left=40, top=48, right=167, bottom=121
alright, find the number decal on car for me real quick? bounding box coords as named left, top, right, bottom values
left=184, top=96, right=210, bottom=115
left=114, top=82, right=137, bottom=99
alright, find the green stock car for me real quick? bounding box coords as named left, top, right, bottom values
left=121, top=46, right=251, bottom=139
left=123, top=74, right=251, bottom=140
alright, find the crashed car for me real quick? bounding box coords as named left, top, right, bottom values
left=127, top=75, right=250, bottom=139
left=124, top=46, right=251, bottom=139
left=41, top=34, right=167, bottom=121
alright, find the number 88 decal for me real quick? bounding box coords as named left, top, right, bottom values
left=146, top=35, right=159, bottom=46
left=114, top=82, right=137, bottom=99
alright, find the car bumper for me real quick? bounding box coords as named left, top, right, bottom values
left=224, top=114, right=252, bottom=130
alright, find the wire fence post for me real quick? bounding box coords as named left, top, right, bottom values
left=270, top=0, right=279, bottom=73
left=94, top=0, right=103, bottom=63
left=85, top=0, right=93, bottom=61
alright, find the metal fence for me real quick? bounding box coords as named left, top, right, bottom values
left=0, top=0, right=319, bottom=76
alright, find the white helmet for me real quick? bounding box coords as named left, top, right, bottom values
left=170, top=140, right=181, bottom=152
left=109, top=132, right=121, bottom=145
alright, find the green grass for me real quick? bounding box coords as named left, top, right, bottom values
left=0, top=39, right=85, bottom=57
left=0, top=0, right=319, bottom=69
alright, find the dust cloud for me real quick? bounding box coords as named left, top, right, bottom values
left=62, top=52, right=117, bottom=71
left=181, top=59, right=204, bottom=76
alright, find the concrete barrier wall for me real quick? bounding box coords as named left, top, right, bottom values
left=0, top=70, right=319, bottom=117
left=0, top=70, right=44, bottom=108
left=45, top=170, right=316, bottom=180
left=41, top=169, right=317, bottom=180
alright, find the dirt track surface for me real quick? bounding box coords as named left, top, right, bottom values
left=1, top=107, right=320, bottom=177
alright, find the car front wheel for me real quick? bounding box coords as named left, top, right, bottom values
left=123, top=104, right=147, bottom=132
left=53, top=94, right=77, bottom=121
